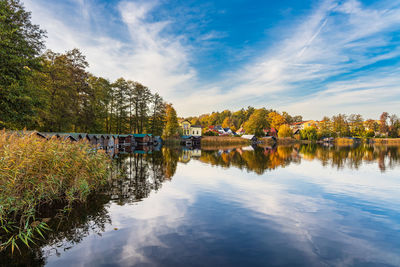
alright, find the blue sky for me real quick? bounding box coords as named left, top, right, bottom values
left=23, top=0, right=400, bottom=119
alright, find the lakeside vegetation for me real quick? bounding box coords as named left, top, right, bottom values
left=0, top=130, right=110, bottom=253
left=185, top=107, right=399, bottom=140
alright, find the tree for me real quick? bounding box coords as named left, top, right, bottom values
left=318, top=116, right=333, bottom=137
left=379, top=112, right=389, bottom=135
left=34, top=50, right=89, bottom=132
left=282, top=112, right=302, bottom=124
left=222, top=117, right=232, bottom=128
left=365, top=119, right=378, bottom=132
left=112, top=78, right=129, bottom=134
left=278, top=124, right=292, bottom=138
left=332, top=114, right=350, bottom=137
left=300, top=127, right=317, bottom=141
left=84, top=75, right=112, bottom=133
left=267, top=112, right=286, bottom=130
left=0, top=0, right=46, bottom=129
left=348, top=114, right=364, bottom=136
left=388, top=114, right=400, bottom=138
left=148, top=93, right=166, bottom=136
left=164, top=104, right=179, bottom=137
left=243, top=109, right=269, bottom=137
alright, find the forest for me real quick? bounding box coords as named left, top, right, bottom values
left=0, top=0, right=179, bottom=137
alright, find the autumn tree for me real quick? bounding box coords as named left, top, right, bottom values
left=364, top=119, right=378, bottom=132
left=222, top=117, right=233, bottom=128
left=267, top=112, right=286, bottom=130
left=282, top=112, right=302, bottom=124
left=348, top=114, right=364, bottom=136
left=318, top=116, right=333, bottom=137
left=300, top=127, right=318, bottom=141
left=388, top=114, right=400, bottom=138
left=332, top=114, right=350, bottom=137
left=164, top=104, right=179, bottom=137
left=379, top=112, right=389, bottom=135
left=244, top=109, right=269, bottom=137
left=278, top=124, right=292, bottom=138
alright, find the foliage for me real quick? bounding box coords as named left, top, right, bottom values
left=332, top=114, right=350, bottom=137
left=243, top=109, right=269, bottom=137
left=186, top=107, right=302, bottom=135
left=148, top=93, right=166, bottom=136
left=0, top=130, right=110, bottom=252
left=348, top=114, right=364, bottom=136
left=164, top=104, right=179, bottom=137
left=0, top=1, right=168, bottom=134
left=277, top=124, right=292, bottom=138
left=364, top=129, right=375, bottom=138
left=0, top=0, right=46, bottom=129
left=379, top=112, right=389, bottom=134
left=300, top=127, right=318, bottom=141
left=203, top=130, right=219, bottom=136
left=267, top=112, right=286, bottom=130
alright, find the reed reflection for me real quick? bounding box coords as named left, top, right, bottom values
left=1, top=150, right=178, bottom=266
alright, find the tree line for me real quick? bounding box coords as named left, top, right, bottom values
left=185, top=107, right=303, bottom=136
left=296, top=112, right=400, bottom=141
left=0, top=0, right=180, bottom=136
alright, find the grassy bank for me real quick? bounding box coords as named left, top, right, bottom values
left=201, top=136, right=250, bottom=147
left=371, top=138, right=400, bottom=145
left=0, top=130, right=111, bottom=253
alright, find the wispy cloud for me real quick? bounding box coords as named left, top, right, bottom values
left=23, top=0, right=400, bottom=118
left=177, top=0, right=400, bottom=117
left=23, top=0, right=196, bottom=100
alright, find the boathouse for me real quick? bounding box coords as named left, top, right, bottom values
left=133, top=134, right=151, bottom=145
left=181, top=135, right=201, bottom=146
left=241, top=135, right=258, bottom=143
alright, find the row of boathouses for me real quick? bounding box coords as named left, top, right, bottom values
left=34, top=132, right=161, bottom=150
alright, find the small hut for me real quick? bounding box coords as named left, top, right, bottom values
left=133, top=134, right=151, bottom=145
left=181, top=135, right=201, bottom=146
left=241, top=135, right=258, bottom=143
left=118, top=135, right=131, bottom=147
left=86, top=134, right=99, bottom=146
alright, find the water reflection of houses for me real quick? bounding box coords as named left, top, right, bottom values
left=179, top=148, right=202, bottom=163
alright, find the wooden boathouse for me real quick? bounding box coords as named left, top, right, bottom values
left=181, top=135, right=201, bottom=146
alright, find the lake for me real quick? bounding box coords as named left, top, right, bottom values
left=2, top=144, right=400, bottom=266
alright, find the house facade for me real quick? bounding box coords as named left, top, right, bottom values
left=180, top=120, right=202, bottom=137
left=290, top=120, right=319, bottom=130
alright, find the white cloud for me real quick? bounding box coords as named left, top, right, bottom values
left=22, top=0, right=400, bottom=118
left=23, top=0, right=196, bottom=101
left=176, top=0, right=400, bottom=117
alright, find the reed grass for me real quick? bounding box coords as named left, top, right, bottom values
left=201, top=136, right=250, bottom=146
left=335, top=138, right=356, bottom=146
left=0, top=130, right=111, bottom=253
left=371, top=138, right=400, bottom=145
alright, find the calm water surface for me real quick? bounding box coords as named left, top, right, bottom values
left=3, top=144, right=400, bottom=266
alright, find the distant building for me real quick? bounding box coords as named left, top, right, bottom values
left=290, top=120, right=319, bottom=130
left=236, top=127, right=245, bottom=135
left=241, top=135, right=258, bottom=143
left=180, top=120, right=202, bottom=137
left=264, top=128, right=278, bottom=137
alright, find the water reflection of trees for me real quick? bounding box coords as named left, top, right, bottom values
left=108, top=149, right=179, bottom=204
left=195, top=145, right=400, bottom=174
left=198, top=146, right=300, bottom=175
left=1, top=150, right=178, bottom=266
left=299, top=144, right=400, bottom=172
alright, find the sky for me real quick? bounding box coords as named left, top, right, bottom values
left=22, top=0, right=400, bottom=119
